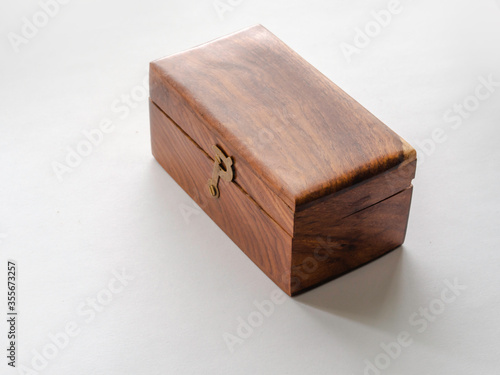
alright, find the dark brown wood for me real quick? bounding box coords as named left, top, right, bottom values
left=149, top=25, right=417, bottom=295
left=294, top=159, right=417, bottom=235
left=290, top=186, right=413, bottom=295
left=150, top=74, right=295, bottom=235
left=150, top=101, right=293, bottom=294
left=150, top=24, right=415, bottom=208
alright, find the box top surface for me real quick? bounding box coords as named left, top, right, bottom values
left=150, top=25, right=415, bottom=208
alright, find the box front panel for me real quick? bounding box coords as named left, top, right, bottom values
left=150, top=101, right=293, bottom=294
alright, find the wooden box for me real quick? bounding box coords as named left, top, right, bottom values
left=149, top=25, right=416, bottom=296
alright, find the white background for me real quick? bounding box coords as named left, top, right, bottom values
left=1, top=0, right=500, bottom=374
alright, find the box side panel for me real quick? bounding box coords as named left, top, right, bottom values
left=150, top=101, right=292, bottom=295
left=290, top=186, right=413, bottom=295
left=150, top=67, right=295, bottom=235
left=294, top=159, right=416, bottom=235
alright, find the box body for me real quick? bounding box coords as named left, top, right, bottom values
left=149, top=25, right=416, bottom=295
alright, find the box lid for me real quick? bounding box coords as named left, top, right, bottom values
left=150, top=25, right=416, bottom=209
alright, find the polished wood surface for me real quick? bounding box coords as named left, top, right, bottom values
left=291, top=186, right=413, bottom=295
left=295, top=159, right=416, bottom=235
left=150, top=99, right=415, bottom=295
left=151, top=24, right=416, bottom=208
left=149, top=25, right=416, bottom=295
left=150, top=101, right=293, bottom=294
left=150, top=76, right=295, bottom=235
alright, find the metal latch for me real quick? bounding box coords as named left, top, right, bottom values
left=207, top=145, right=233, bottom=198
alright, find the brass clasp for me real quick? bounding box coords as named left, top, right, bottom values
left=207, top=145, right=233, bottom=198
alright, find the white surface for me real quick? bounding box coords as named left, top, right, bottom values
left=1, top=0, right=500, bottom=374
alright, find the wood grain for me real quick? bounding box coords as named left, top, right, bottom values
left=149, top=25, right=417, bottom=295
left=294, top=159, right=416, bottom=236
left=149, top=80, right=295, bottom=235
left=150, top=98, right=415, bottom=296
left=290, top=186, right=413, bottom=295
left=150, top=24, right=416, bottom=208
left=150, top=101, right=293, bottom=294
